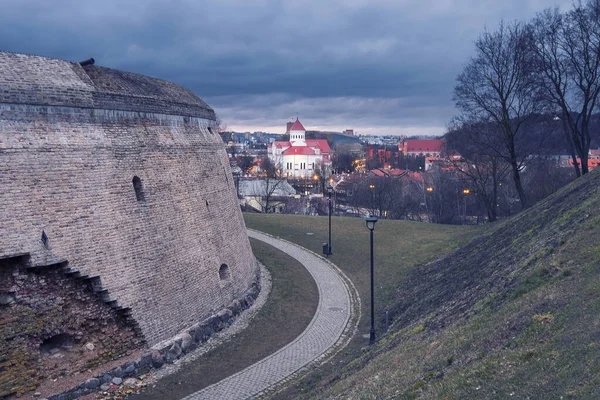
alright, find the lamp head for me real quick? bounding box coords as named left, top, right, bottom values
left=365, top=216, right=378, bottom=231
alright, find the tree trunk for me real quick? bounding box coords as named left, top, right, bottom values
left=489, top=164, right=499, bottom=222
left=561, top=115, right=582, bottom=178
left=511, top=160, right=527, bottom=209
left=580, top=119, right=591, bottom=175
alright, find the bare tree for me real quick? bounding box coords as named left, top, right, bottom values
left=238, top=155, right=255, bottom=174
left=283, top=197, right=306, bottom=214
left=522, top=156, right=576, bottom=203
left=348, top=176, right=407, bottom=219
left=332, top=150, right=356, bottom=174
left=447, top=121, right=511, bottom=222
left=213, top=114, right=231, bottom=144
left=421, top=167, right=464, bottom=224
left=530, top=1, right=600, bottom=176
left=454, top=21, right=539, bottom=209
left=313, top=160, right=328, bottom=193
left=364, top=176, right=397, bottom=218
left=257, top=156, right=285, bottom=213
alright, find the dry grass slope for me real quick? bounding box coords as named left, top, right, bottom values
left=309, top=169, right=600, bottom=399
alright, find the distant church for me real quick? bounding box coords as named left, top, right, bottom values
left=268, top=118, right=332, bottom=178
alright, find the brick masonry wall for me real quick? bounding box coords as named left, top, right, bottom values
left=0, top=256, right=143, bottom=398
left=0, top=103, right=256, bottom=346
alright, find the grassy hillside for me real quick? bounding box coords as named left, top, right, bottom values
left=289, top=169, right=600, bottom=399
left=244, top=213, right=475, bottom=333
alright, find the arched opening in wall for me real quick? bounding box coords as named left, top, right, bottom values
left=219, top=264, right=230, bottom=280
left=40, top=333, right=73, bottom=355
left=132, top=176, right=145, bottom=202
left=0, top=291, right=16, bottom=307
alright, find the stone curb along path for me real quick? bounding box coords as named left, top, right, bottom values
left=182, top=229, right=361, bottom=400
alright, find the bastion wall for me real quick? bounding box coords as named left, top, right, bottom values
left=0, top=52, right=257, bottom=346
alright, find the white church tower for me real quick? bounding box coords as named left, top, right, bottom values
left=288, top=118, right=306, bottom=146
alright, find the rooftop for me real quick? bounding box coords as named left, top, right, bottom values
left=289, top=118, right=306, bottom=131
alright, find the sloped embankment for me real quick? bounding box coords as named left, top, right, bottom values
left=320, top=170, right=600, bottom=399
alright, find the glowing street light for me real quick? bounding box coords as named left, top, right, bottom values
left=463, top=188, right=471, bottom=224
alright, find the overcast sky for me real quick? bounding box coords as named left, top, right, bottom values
left=0, top=0, right=570, bottom=135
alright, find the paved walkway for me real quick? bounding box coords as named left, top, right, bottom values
left=182, top=230, right=358, bottom=400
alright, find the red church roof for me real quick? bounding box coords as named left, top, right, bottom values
left=272, top=139, right=331, bottom=153
left=289, top=119, right=306, bottom=131
left=306, top=139, right=331, bottom=153
left=272, top=141, right=291, bottom=149
left=282, top=146, right=315, bottom=155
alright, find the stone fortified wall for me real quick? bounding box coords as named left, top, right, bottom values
left=0, top=52, right=257, bottom=347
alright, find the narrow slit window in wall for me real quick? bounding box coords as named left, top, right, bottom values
left=41, top=231, right=48, bottom=248
left=132, top=176, right=145, bottom=202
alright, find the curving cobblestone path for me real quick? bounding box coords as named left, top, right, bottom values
left=182, top=229, right=360, bottom=400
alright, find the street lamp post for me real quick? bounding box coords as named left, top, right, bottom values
left=327, top=184, right=333, bottom=256
left=365, top=215, right=378, bottom=344
left=463, top=188, right=470, bottom=225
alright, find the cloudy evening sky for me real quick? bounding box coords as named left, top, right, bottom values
left=0, top=0, right=570, bottom=135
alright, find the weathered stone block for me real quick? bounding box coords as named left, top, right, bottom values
left=122, top=362, right=136, bottom=376
left=110, top=366, right=123, bottom=378
left=165, top=343, right=182, bottom=363
left=151, top=351, right=164, bottom=368
left=136, top=354, right=153, bottom=371
left=179, top=333, right=193, bottom=353
left=85, top=378, right=100, bottom=389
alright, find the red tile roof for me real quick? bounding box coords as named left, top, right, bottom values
left=283, top=146, right=315, bottom=155
left=404, top=139, right=443, bottom=153
left=273, top=141, right=291, bottom=148
left=571, top=157, right=600, bottom=169
left=289, top=118, right=306, bottom=131
left=370, top=168, right=407, bottom=177
left=306, top=139, right=331, bottom=153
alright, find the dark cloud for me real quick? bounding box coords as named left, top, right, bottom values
left=0, top=0, right=571, bottom=134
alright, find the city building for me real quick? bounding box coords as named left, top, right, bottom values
left=269, top=118, right=332, bottom=178
left=399, top=138, right=445, bottom=157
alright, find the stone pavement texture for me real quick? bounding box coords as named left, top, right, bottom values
left=182, top=229, right=359, bottom=400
